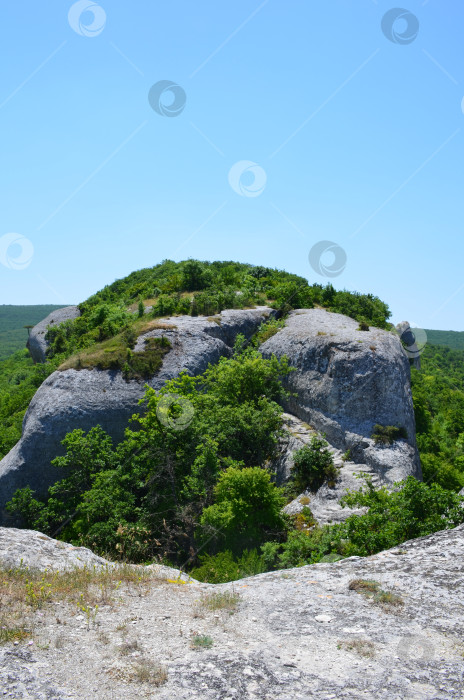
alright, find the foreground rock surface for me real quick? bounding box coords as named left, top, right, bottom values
left=0, top=308, right=270, bottom=524
left=261, top=309, right=421, bottom=483
left=26, top=306, right=81, bottom=363
left=1, top=525, right=463, bottom=698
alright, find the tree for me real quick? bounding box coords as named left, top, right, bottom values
left=198, top=466, right=287, bottom=554
left=291, top=437, right=338, bottom=493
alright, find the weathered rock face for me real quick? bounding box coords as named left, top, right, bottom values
left=1, top=524, right=463, bottom=698
left=0, top=308, right=271, bottom=525
left=274, top=413, right=379, bottom=526
left=26, top=306, right=81, bottom=363
left=261, top=309, right=421, bottom=483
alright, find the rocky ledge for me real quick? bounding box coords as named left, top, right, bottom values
left=0, top=525, right=463, bottom=698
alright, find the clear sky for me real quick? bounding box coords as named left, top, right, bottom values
left=0, top=0, right=463, bottom=331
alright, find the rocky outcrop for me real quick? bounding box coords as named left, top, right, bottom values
left=0, top=308, right=271, bottom=524
left=395, top=320, right=422, bottom=370
left=26, top=306, right=81, bottom=363
left=274, top=413, right=378, bottom=525
left=1, top=524, right=463, bottom=698
left=261, top=309, right=421, bottom=484
left=0, top=527, right=194, bottom=581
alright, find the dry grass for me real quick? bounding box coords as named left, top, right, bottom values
left=348, top=579, right=380, bottom=595
left=198, top=590, right=240, bottom=613
left=0, top=617, right=30, bottom=644
left=58, top=313, right=176, bottom=376
left=131, top=658, right=168, bottom=685
left=0, top=563, right=158, bottom=645
left=108, top=658, right=168, bottom=686
left=373, top=590, right=404, bottom=607
left=337, top=639, right=376, bottom=657
left=348, top=579, right=404, bottom=609
left=119, top=638, right=140, bottom=656
left=59, top=335, right=170, bottom=378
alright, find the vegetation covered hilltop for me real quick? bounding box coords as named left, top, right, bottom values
left=1, top=259, right=463, bottom=583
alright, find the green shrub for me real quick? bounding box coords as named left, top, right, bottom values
left=190, top=549, right=267, bottom=583
left=260, top=476, right=464, bottom=570
left=290, top=438, right=338, bottom=493
left=198, top=466, right=288, bottom=554
left=252, top=317, right=285, bottom=346
left=371, top=424, right=408, bottom=445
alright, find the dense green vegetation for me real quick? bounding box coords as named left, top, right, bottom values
left=411, top=343, right=464, bottom=490
left=0, top=305, right=65, bottom=360
left=0, top=350, right=59, bottom=461
left=43, top=259, right=391, bottom=364
left=425, top=329, right=464, bottom=351
left=2, top=259, right=464, bottom=584
left=192, top=476, right=464, bottom=582
left=8, top=342, right=292, bottom=564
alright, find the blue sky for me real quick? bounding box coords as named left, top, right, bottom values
left=0, top=0, right=463, bottom=331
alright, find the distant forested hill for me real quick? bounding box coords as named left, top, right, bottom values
left=0, top=305, right=66, bottom=360
left=425, top=329, right=464, bottom=351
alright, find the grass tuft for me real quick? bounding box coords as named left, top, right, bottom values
left=191, top=634, right=213, bottom=649
left=337, top=639, right=375, bottom=657
left=198, top=590, right=240, bottom=612
left=348, top=579, right=404, bottom=609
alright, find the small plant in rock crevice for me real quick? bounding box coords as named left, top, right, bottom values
left=371, top=424, right=408, bottom=446
left=191, top=634, right=213, bottom=650
left=198, top=590, right=240, bottom=613
left=348, top=579, right=403, bottom=609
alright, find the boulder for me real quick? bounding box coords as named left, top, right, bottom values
left=261, top=309, right=421, bottom=483
left=27, top=306, right=81, bottom=363
left=0, top=308, right=271, bottom=525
